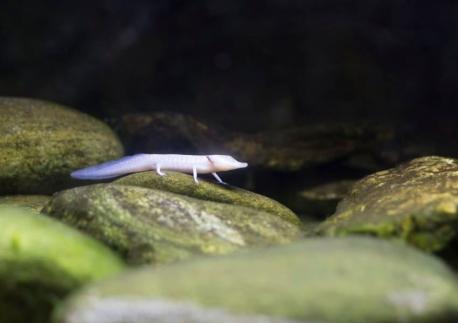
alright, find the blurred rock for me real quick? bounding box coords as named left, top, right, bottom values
left=118, top=112, right=393, bottom=171
left=290, top=180, right=355, bottom=218
left=0, top=195, right=51, bottom=212
left=0, top=206, right=125, bottom=323
left=54, top=237, right=458, bottom=323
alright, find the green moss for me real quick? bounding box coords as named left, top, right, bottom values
left=114, top=171, right=300, bottom=225
left=0, top=97, right=123, bottom=194
left=0, top=195, right=51, bottom=212
left=0, top=206, right=125, bottom=323
left=316, top=157, right=458, bottom=252
left=55, top=237, right=458, bottom=323
left=43, top=184, right=302, bottom=265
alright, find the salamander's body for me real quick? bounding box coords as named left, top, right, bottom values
left=71, top=154, right=248, bottom=184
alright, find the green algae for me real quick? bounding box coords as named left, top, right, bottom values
left=0, top=97, right=123, bottom=194
left=114, top=171, right=300, bottom=225
left=42, top=184, right=302, bottom=265
left=316, top=156, right=458, bottom=251
left=0, top=206, right=125, bottom=323
left=54, top=237, right=458, bottom=323
left=0, top=195, right=51, bottom=212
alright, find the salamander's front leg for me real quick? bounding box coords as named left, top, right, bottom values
left=192, top=166, right=199, bottom=184
left=156, top=164, right=166, bottom=176
left=212, top=172, right=226, bottom=184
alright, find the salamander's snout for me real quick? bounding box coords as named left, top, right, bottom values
left=207, top=155, right=249, bottom=171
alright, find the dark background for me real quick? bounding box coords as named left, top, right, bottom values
left=0, top=0, right=458, bottom=215
left=1, top=0, right=458, bottom=207
left=1, top=1, right=457, bottom=131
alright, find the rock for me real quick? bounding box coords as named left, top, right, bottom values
left=0, top=206, right=125, bottom=323
left=114, top=171, right=300, bottom=225
left=54, top=237, right=458, bottom=323
left=117, top=112, right=393, bottom=171
left=0, top=97, right=124, bottom=194
left=316, top=156, right=458, bottom=252
left=42, top=184, right=302, bottom=265
left=0, top=195, right=51, bottom=212
left=290, top=180, right=355, bottom=218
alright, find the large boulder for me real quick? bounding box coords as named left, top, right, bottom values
left=54, top=237, right=458, bottom=323
left=0, top=206, right=125, bottom=323
left=0, top=97, right=123, bottom=194
left=42, top=184, right=302, bottom=265
left=317, top=156, right=458, bottom=252
left=114, top=171, right=300, bottom=225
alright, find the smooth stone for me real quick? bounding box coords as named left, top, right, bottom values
left=290, top=180, right=355, bottom=218
left=316, top=156, right=458, bottom=252
left=42, top=184, right=302, bottom=265
left=54, top=237, right=458, bottom=323
left=114, top=171, right=300, bottom=225
left=0, top=97, right=123, bottom=194
left=0, top=206, right=125, bottom=323
left=0, top=195, right=51, bottom=212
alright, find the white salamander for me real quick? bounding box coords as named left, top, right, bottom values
left=71, top=154, right=248, bottom=184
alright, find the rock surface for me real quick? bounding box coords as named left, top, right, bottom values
left=118, top=112, right=392, bottom=171
left=54, top=237, right=458, bottom=323
left=42, top=184, right=302, bottom=264
left=0, top=97, right=123, bottom=194
left=290, top=180, right=355, bottom=218
left=114, top=171, right=300, bottom=225
left=317, top=156, right=458, bottom=251
left=0, top=206, right=125, bottom=323
left=0, top=195, right=51, bottom=212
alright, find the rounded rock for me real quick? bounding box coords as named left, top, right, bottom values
left=0, top=97, right=124, bottom=194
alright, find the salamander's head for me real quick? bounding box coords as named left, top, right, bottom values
left=207, top=155, right=248, bottom=171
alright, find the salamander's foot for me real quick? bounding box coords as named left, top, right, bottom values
left=193, top=166, right=199, bottom=184
left=156, top=165, right=166, bottom=176
left=212, top=172, right=226, bottom=185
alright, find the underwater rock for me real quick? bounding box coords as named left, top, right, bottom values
left=42, top=184, right=302, bottom=265
left=0, top=97, right=124, bottom=194
left=118, top=112, right=393, bottom=171
left=0, top=195, right=51, bottom=212
left=54, top=237, right=458, bottom=323
left=114, top=171, right=300, bottom=225
left=316, top=156, right=458, bottom=252
left=290, top=180, right=355, bottom=218
left=0, top=206, right=125, bottom=323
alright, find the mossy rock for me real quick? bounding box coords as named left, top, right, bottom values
left=291, top=180, right=355, bottom=218
left=114, top=171, right=300, bottom=225
left=42, top=184, right=302, bottom=265
left=316, top=156, right=458, bottom=252
left=0, top=195, right=51, bottom=212
left=0, top=97, right=123, bottom=194
left=0, top=206, right=125, bottom=323
left=54, top=237, right=458, bottom=323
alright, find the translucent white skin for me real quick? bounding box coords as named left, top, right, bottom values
left=70, top=154, right=248, bottom=184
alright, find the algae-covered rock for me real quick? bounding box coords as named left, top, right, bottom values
left=290, top=180, right=355, bottom=218
left=54, top=237, right=458, bottom=323
left=43, top=184, right=302, bottom=265
left=317, top=156, right=458, bottom=252
left=114, top=171, right=300, bottom=225
left=0, top=195, right=51, bottom=212
left=0, top=97, right=123, bottom=194
left=0, top=206, right=125, bottom=323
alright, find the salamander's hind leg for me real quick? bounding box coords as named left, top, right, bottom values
left=212, top=172, right=226, bottom=185
left=193, top=166, right=199, bottom=184
left=156, top=164, right=166, bottom=176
